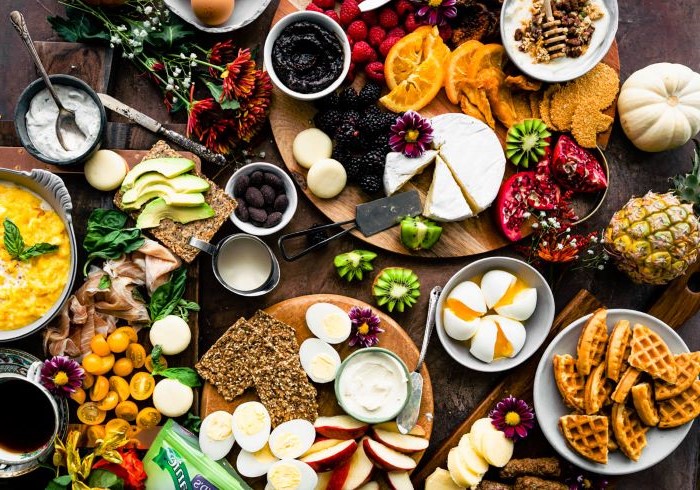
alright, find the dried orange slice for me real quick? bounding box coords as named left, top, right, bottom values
left=380, top=55, right=445, bottom=112
left=445, top=40, right=483, bottom=105
left=385, top=26, right=449, bottom=90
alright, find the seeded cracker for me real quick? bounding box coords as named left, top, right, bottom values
left=529, top=92, right=542, bottom=119
left=539, top=84, right=559, bottom=129
left=571, top=108, right=613, bottom=148
left=253, top=357, right=318, bottom=426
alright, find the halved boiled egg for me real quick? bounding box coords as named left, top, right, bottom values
left=481, top=270, right=537, bottom=321
left=199, top=410, right=235, bottom=461
left=232, top=401, right=271, bottom=453
left=299, top=338, right=341, bottom=383
left=268, top=419, right=316, bottom=460
left=469, top=315, right=526, bottom=363
left=266, top=459, right=318, bottom=490
left=237, top=443, right=280, bottom=478
left=443, top=281, right=487, bottom=341
left=305, top=303, right=351, bottom=344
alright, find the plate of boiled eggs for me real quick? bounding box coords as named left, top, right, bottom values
left=436, top=257, right=555, bottom=372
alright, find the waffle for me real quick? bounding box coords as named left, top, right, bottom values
left=658, top=379, right=700, bottom=429
left=576, top=309, right=609, bottom=376
left=628, top=324, right=678, bottom=384
left=584, top=363, right=608, bottom=415
left=611, top=403, right=648, bottom=461
left=655, top=352, right=700, bottom=401
left=605, top=320, right=631, bottom=382
left=631, top=383, right=659, bottom=426
left=559, top=414, right=609, bottom=464
left=611, top=366, right=641, bottom=404
left=553, top=354, right=586, bottom=411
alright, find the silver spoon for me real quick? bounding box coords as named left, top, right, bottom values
left=397, top=285, right=442, bottom=434
left=10, top=11, right=87, bottom=152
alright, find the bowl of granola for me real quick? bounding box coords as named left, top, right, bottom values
left=500, top=0, right=619, bottom=82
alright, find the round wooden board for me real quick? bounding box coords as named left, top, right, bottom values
left=269, top=0, right=620, bottom=258
left=200, top=294, right=434, bottom=487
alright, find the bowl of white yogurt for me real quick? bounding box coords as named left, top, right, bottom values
left=15, top=74, right=106, bottom=165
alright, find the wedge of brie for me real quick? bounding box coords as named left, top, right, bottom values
left=424, top=155, right=473, bottom=222
left=383, top=150, right=437, bottom=196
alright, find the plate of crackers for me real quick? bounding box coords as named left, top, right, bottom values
left=534, top=308, right=700, bottom=475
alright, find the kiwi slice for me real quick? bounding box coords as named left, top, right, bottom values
left=372, top=267, right=421, bottom=313
left=400, top=216, right=443, bottom=251
left=505, top=118, right=551, bottom=168
left=334, top=250, right=377, bottom=282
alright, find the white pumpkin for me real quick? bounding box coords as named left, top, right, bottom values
left=618, top=63, right=700, bottom=152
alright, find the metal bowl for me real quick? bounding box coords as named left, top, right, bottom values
left=0, top=168, right=77, bottom=342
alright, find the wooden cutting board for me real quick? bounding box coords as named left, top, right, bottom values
left=411, top=261, right=700, bottom=485
left=200, top=294, right=434, bottom=488
left=269, top=0, right=620, bottom=258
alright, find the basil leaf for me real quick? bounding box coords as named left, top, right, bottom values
left=98, top=275, right=112, bottom=290
left=87, top=469, right=124, bottom=490
left=148, top=268, right=187, bottom=322
left=157, top=367, right=201, bottom=388
left=183, top=412, right=202, bottom=435
left=151, top=345, right=164, bottom=371
left=19, top=242, right=58, bottom=261
left=46, top=475, right=72, bottom=490
left=3, top=218, right=24, bottom=259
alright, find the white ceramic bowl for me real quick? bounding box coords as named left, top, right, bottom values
left=435, top=256, right=555, bottom=372
left=264, top=10, right=351, bottom=101
left=164, top=0, right=272, bottom=33
left=533, top=309, right=692, bottom=475
left=225, top=162, right=298, bottom=236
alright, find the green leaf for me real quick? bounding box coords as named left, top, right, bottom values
left=204, top=80, right=240, bottom=110
left=3, top=218, right=24, bottom=259
left=182, top=412, right=202, bottom=434
left=148, top=268, right=188, bottom=322
left=156, top=367, right=201, bottom=387
left=45, top=474, right=72, bottom=490
left=47, top=8, right=110, bottom=43
left=151, top=345, right=164, bottom=370
left=19, top=242, right=58, bottom=261
left=99, top=275, right=112, bottom=290
left=83, top=211, right=144, bottom=275
left=87, top=469, right=124, bottom=489
left=147, top=21, right=195, bottom=49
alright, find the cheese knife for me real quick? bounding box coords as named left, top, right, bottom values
left=278, top=190, right=422, bottom=261
left=397, top=285, right=441, bottom=434
left=359, top=0, right=392, bottom=12
left=97, top=93, right=227, bottom=167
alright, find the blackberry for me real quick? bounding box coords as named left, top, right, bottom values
left=358, top=83, right=382, bottom=106
left=341, top=110, right=362, bottom=126
left=359, top=110, right=386, bottom=136
left=335, top=122, right=362, bottom=146
left=345, top=157, right=364, bottom=183
left=314, top=110, right=343, bottom=134
left=372, top=134, right=392, bottom=154
left=365, top=149, right=386, bottom=174
left=315, top=92, right=341, bottom=112
left=381, top=112, right=399, bottom=131
left=332, top=144, right=351, bottom=165
left=359, top=174, right=383, bottom=195
left=340, top=86, right=359, bottom=109
left=306, top=223, right=330, bottom=248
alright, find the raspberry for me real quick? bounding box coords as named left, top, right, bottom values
left=324, top=9, right=340, bottom=23
left=404, top=13, right=420, bottom=33
left=379, top=36, right=400, bottom=58
left=438, top=23, right=453, bottom=41
left=395, top=0, right=414, bottom=16
left=339, top=0, right=361, bottom=26
left=306, top=3, right=323, bottom=12
left=312, top=0, right=335, bottom=8
left=368, top=26, right=386, bottom=47
left=346, top=20, right=368, bottom=41
left=361, top=10, right=378, bottom=25
left=378, top=8, right=399, bottom=29
left=365, top=61, right=385, bottom=84
left=351, top=41, right=376, bottom=64
left=386, top=27, right=406, bottom=39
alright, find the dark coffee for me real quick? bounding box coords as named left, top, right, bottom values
left=0, top=378, right=56, bottom=454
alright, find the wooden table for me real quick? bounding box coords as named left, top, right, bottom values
left=1, top=1, right=698, bottom=488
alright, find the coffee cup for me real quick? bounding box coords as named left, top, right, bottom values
left=0, top=362, right=59, bottom=465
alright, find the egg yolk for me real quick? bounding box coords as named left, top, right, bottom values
left=206, top=412, right=233, bottom=441
left=322, top=314, right=346, bottom=337
left=272, top=432, right=301, bottom=458
left=268, top=464, right=302, bottom=490
left=236, top=405, right=267, bottom=435
left=446, top=298, right=482, bottom=321
left=252, top=444, right=277, bottom=463
left=493, top=278, right=528, bottom=309
left=493, top=324, right=514, bottom=359
left=310, top=353, right=337, bottom=380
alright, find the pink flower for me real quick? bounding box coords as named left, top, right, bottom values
left=389, top=110, right=434, bottom=158
left=40, top=356, right=84, bottom=396
left=489, top=395, right=535, bottom=441
left=348, top=307, right=384, bottom=347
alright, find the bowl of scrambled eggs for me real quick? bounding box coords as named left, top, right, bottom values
left=0, top=168, right=77, bottom=341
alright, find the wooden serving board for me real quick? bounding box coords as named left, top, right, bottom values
left=200, top=294, right=434, bottom=487
left=269, top=0, right=620, bottom=258
left=411, top=261, right=700, bottom=485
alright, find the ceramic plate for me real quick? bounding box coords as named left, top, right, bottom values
left=164, top=0, right=273, bottom=33
left=0, top=349, right=69, bottom=478
left=533, top=310, right=692, bottom=475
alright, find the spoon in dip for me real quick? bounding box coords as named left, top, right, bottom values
left=10, top=11, right=87, bottom=151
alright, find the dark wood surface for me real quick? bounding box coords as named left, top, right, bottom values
left=0, top=1, right=699, bottom=488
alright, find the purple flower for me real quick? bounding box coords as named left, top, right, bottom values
left=389, top=111, right=434, bottom=158
left=40, top=356, right=84, bottom=396
left=348, top=307, right=384, bottom=347
left=489, top=395, right=535, bottom=441
left=415, top=0, right=457, bottom=26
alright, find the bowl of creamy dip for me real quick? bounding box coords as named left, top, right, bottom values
left=335, top=347, right=411, bottom=424
left=15, top=75, right=106, bottom=165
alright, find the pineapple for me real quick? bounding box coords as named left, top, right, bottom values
left=605, top=141, right=700, bottom=285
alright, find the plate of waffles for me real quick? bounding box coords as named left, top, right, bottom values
left=534, top=308, right=700, bottom=475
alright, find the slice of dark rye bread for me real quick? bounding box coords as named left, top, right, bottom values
left=114, top=141, right=236, bottom=262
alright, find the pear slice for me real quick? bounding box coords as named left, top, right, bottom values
left=457, top=433, right=489, bottom=475
left=469, top=418, right=498, bottom=458
left=480, top=430, right=514, bottom=468
left=447, top=448, right=483, bottom=488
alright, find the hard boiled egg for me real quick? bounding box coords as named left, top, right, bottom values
left=299, top=338, right=341, bottom=383
left=232, top=401, right=271, bottom=453
left=494, top=287, right=537, bottom=321
left=237, top=444, right=279, bottom=478
left=469, top=316, right=526, bottom=363
left=443, top=281, right=487, bottom=341
left=305, top=303, right=351, bottom=344
left=191, top=0, right=235, bottom=27
left=481, top=270, right=537, bottom=321
left=480, top=270, right=517, bottom=309
left=199, top=411, right=235, bottom=461
left=268, top=419, right=316, bottom=460
left=266, top=459, right=318, bottom=490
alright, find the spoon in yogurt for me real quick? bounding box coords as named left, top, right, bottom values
left=10, top=11, right=87, bottom=151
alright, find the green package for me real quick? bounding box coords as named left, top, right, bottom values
left=143, top=419, right=251, bottom=490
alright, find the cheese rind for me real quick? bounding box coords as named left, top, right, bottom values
left=424, top=155, right=473, bottom=222
left=383, top=150, right=437, bottom=196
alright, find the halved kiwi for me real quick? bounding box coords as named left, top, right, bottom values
left=505, top=118, right=551, bottom=168
left=334, top=250, right=377, bottom=282
left=372, top=267, right=421, bottom=313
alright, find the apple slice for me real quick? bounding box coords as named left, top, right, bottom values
left=425, top=468, right=463, bottom=490
left=371, top=429, right=429, bottom=454
left=386, top=471, right=414, bottom=490
left=357, top=483, right=379, bottom=490
left=362, top=438, right=417, bottom=472
left=301, top=439, right=357, bottom=472
left=469, top=417, right=498, bottom=458
left=327, top=438, right=374, bottom=490
left=303, top=439, right=346, bottom=458
left=372, top=421, right=427, bottom=438
left=447, top=447, right=482, bottom=488
left=316, top=471, right=332, bottom=490
left=480, top=430, right=513, bottom=468
left=457, top=433, right=489, bottom=474
left=315, top=415, right=370, bottom=440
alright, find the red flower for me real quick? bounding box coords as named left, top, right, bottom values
left=208, top=40, right=237, bottom=65
left=93, top=449, right=146, bottom=490
left=187, top=97, right=237, bottom=154
left=187, top=97, right=217, bottom=137
left=220, top=48, right=257, bottom=101
left=235, top=70, right=272, bottom=142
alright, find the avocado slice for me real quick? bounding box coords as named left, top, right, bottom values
left=121, top=157, right=195, bottom=190
left=121, top=185, right=206, bottom=210
left=136, top=198, right=215, bottom=229
left=122, top=173, right=210, bottom=204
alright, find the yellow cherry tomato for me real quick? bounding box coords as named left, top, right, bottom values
left=82, top=353, right=115, bottom=376
left=86, top=425, right=106, bottom=446
left=109, top=376, right=130, bottom=402
left=105, top=418, right=131, bottom=436
left=115, top=401, right=138, bottom=422
left=115, top=326, right=138, bottom=343
left=90, top=376, right=109, bottom=402
left=107, top=331, right=130, bottom=353
left=77, top=402, right=107, bottom=425
left=136, top=407, right=162, bottom=430
left=82, top=372, right=95, bottom=389
left=144, top=354, right=167, bottom=373
left=70, top=387, right=86, bottom=405
left=96, top=391, right=119, bottom=411
left=129, top=372, right=155, bottom=401
left=113, top=358, right=134, bottom=377
left=125, top=343, right=147, bottom=368
left=90, top=334, right=111, bottom=357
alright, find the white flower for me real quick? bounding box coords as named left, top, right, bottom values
left=110, top=43, right=115, bottom=48
left=183, top=77, right=191, bottom=85
left=587, top=249, right=595, bottom=255
left=532, top=223, right=539, bottom=229
left=117, top=24, right=127, bottom=32
left=143, top=21, right=151, bottom=28
left=180, top=53, right=187, bottom=59
left=190, top=53, right=197, bottom=59
left=190, top=61, right=197, bottom=67
left=166, top=84, right=174, bottom=91
left=127, top=53, right=134, bottom=59
left=523, top=212, right=531, bottom=218
left=598, top=265, right=605, bottom=270
left=566, top=227, right=571, bottom=232
left=556, top=243, right=564, bottom=250
left=167, top=77, right=174, bottom=84
left=144, top=5, right=153, bottom=14
left=173, top=67, right=181, bottom=76
left=539, top=211, right=546, bottom=217
left=110, top=35, right=119, bottom=43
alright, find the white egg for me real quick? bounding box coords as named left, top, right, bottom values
left=447, top=281, right=487, bottom=314
left=495, top=287, right=537, bottom=321
left=299, top=338, right=341, bottom=383
left=480, top=270, right=517, bottom=309
left=199, top=411, right=235, bottom=461
left=469, top=317, right=498, bottom=363
left=442, top=281, right=487, bottom=341
left=488, top=315, right=527, bottom=358
left=232, top=401, right=271, bottom=453
left=268, top=419, right=316, bottom=460
left=305, top=303, right=351, bottom=344
left=444, top=309, right=481, bottom=341
left=237, top=444, right=279, bottom=478
left=267, top=459, right=318, bottom=490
